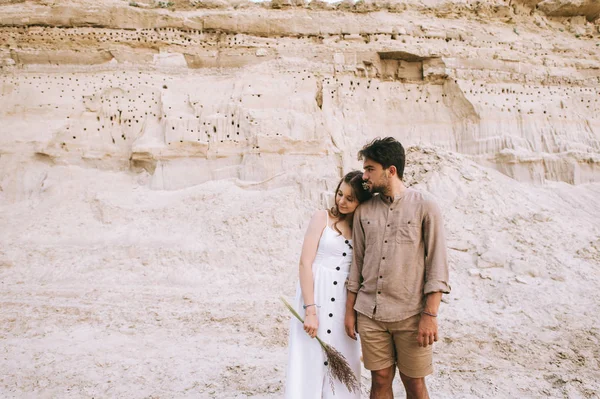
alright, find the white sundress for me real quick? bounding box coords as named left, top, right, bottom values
left=285, top=212, right=361, bottom=399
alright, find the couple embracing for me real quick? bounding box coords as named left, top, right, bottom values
left=285, top=137, right=451, bottom=399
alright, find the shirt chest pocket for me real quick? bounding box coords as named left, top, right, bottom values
left=361, top=218, right=380, bottom=243
left=395, top=219, right=420, bottom=244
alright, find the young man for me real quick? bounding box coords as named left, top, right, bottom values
left=344, top=137, right=451, bottom=399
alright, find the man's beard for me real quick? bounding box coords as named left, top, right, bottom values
left=369, top=180, right=388, bottom=194
left=370, top=184, right=384, bottom=194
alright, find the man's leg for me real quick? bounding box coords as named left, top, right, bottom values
left=399, top=371, right=429, bottom=399
left=390, top=314, right=434, bottom=399
left=370, top=365, right=395, bottom=399
left=356, top=314, right=396, bottom=399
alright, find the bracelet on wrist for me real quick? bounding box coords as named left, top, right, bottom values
left=422, top=310, right=438, bottom=317
left=303, top=303, right=319, bottom=310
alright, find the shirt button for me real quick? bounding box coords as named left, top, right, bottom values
left=331, top=298, right=335, bottom=302
left=327, top=329, right=331, bottom=334
left=387, top=224, right=390, bottom=227
left=336, top=267, right=340, bottom=271
left=329, top=313, right=333, bottom=317
left=382, top=257, right=385, bottom=260
left=345, top=240, right=349, bottom=244
left=333, top=281, right=338, bottom=285
left=380, top=276, right=383, bottom=279
left=378, top=291, right=381, bottom=294
left=342, top=253, right=347, bottom=256
left=324, top=361, right=328, bottom=366
left=390, top=208, right=393, bottom=211
left=384, top=240, right=387, bottom=243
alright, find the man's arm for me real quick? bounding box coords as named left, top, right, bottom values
left=345, top=291, right=358, bottom=340
left=422, top=198, right=451, bottom=295
left=345, top=207, right=365, bottom=340
left=418, top=292, right=442, bottom=347
left=418, top=198, right=450, bottom=347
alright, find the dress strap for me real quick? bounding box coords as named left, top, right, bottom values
left=324, top=209, right=329, bottom=229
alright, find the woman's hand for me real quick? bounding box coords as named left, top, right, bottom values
left=304, top=312, right=319, bottom=338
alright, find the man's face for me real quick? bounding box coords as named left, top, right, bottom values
left=362, top=158, right=391, bottom=194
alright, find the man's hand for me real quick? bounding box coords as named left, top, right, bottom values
left=344, top=310, right=358, bottom=340
left=417, top=314, right=438, bottom=347
left=304, top=313, right=319, bottom=338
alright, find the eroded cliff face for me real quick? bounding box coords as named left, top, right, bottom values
left=1, top=0, right=599, bottom=193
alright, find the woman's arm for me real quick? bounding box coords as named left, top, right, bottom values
left=298, top=210, right=327, bottom=338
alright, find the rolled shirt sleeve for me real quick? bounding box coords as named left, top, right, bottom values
left=422, top=198, right=451, bottom=295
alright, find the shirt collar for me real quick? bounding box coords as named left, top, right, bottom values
left=379, top=195, right=406, bottom=204
left=378, top=191, right=406, bottom=204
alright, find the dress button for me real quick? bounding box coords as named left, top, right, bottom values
left=343, top=253, right=347, bottom=256
left=327, top=329, right=331, bottom=334
left=336, top=267, right=340, bottom=271
left=329, top=313, right=333, bottom=317
left=387, top=224, right=390, bottom=227
left=345, top=240, right=349, bottom=244
left=379, top=276, right=383, bottom=278
left=331, top=298, right=335, bottom=302
left=333, top=281, right=338, bottom=285
left=382, top=257, right=385, bottom=260
left=378, top=291, right=381, bottom=294
left=324, top=361, right=328, bottom=366
left=384, top=240, right=387, bottom=243
left=390, top=208, right=393, bottom=211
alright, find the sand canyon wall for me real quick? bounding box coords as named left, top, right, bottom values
left=1, top=0, right=600, bottom=194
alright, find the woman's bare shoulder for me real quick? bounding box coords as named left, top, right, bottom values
left=309, top=209, right=328, bottom=224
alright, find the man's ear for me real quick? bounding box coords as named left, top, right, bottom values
left=388, top=165, right=397, bottom=177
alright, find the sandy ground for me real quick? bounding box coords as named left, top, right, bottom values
left=1, top=147, right=599, bottom=398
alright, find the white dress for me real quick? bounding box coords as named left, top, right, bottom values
left=285, top=213, right=361, bottom=399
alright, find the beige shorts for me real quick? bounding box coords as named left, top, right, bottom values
left=357, top=313, right=433, bottom=378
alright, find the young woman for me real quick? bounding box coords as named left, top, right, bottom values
left=285, top=170, right=372, bottom=398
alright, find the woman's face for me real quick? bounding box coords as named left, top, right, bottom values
left=336, top=181, right=359, bottom=215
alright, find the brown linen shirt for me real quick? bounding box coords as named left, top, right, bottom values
left=347, top=188, right=451, bottom=322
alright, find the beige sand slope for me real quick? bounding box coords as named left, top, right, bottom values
left=1, top=148, right=599, bottom=397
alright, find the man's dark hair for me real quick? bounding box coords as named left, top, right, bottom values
left=358, top=137, right=405, bottom=180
